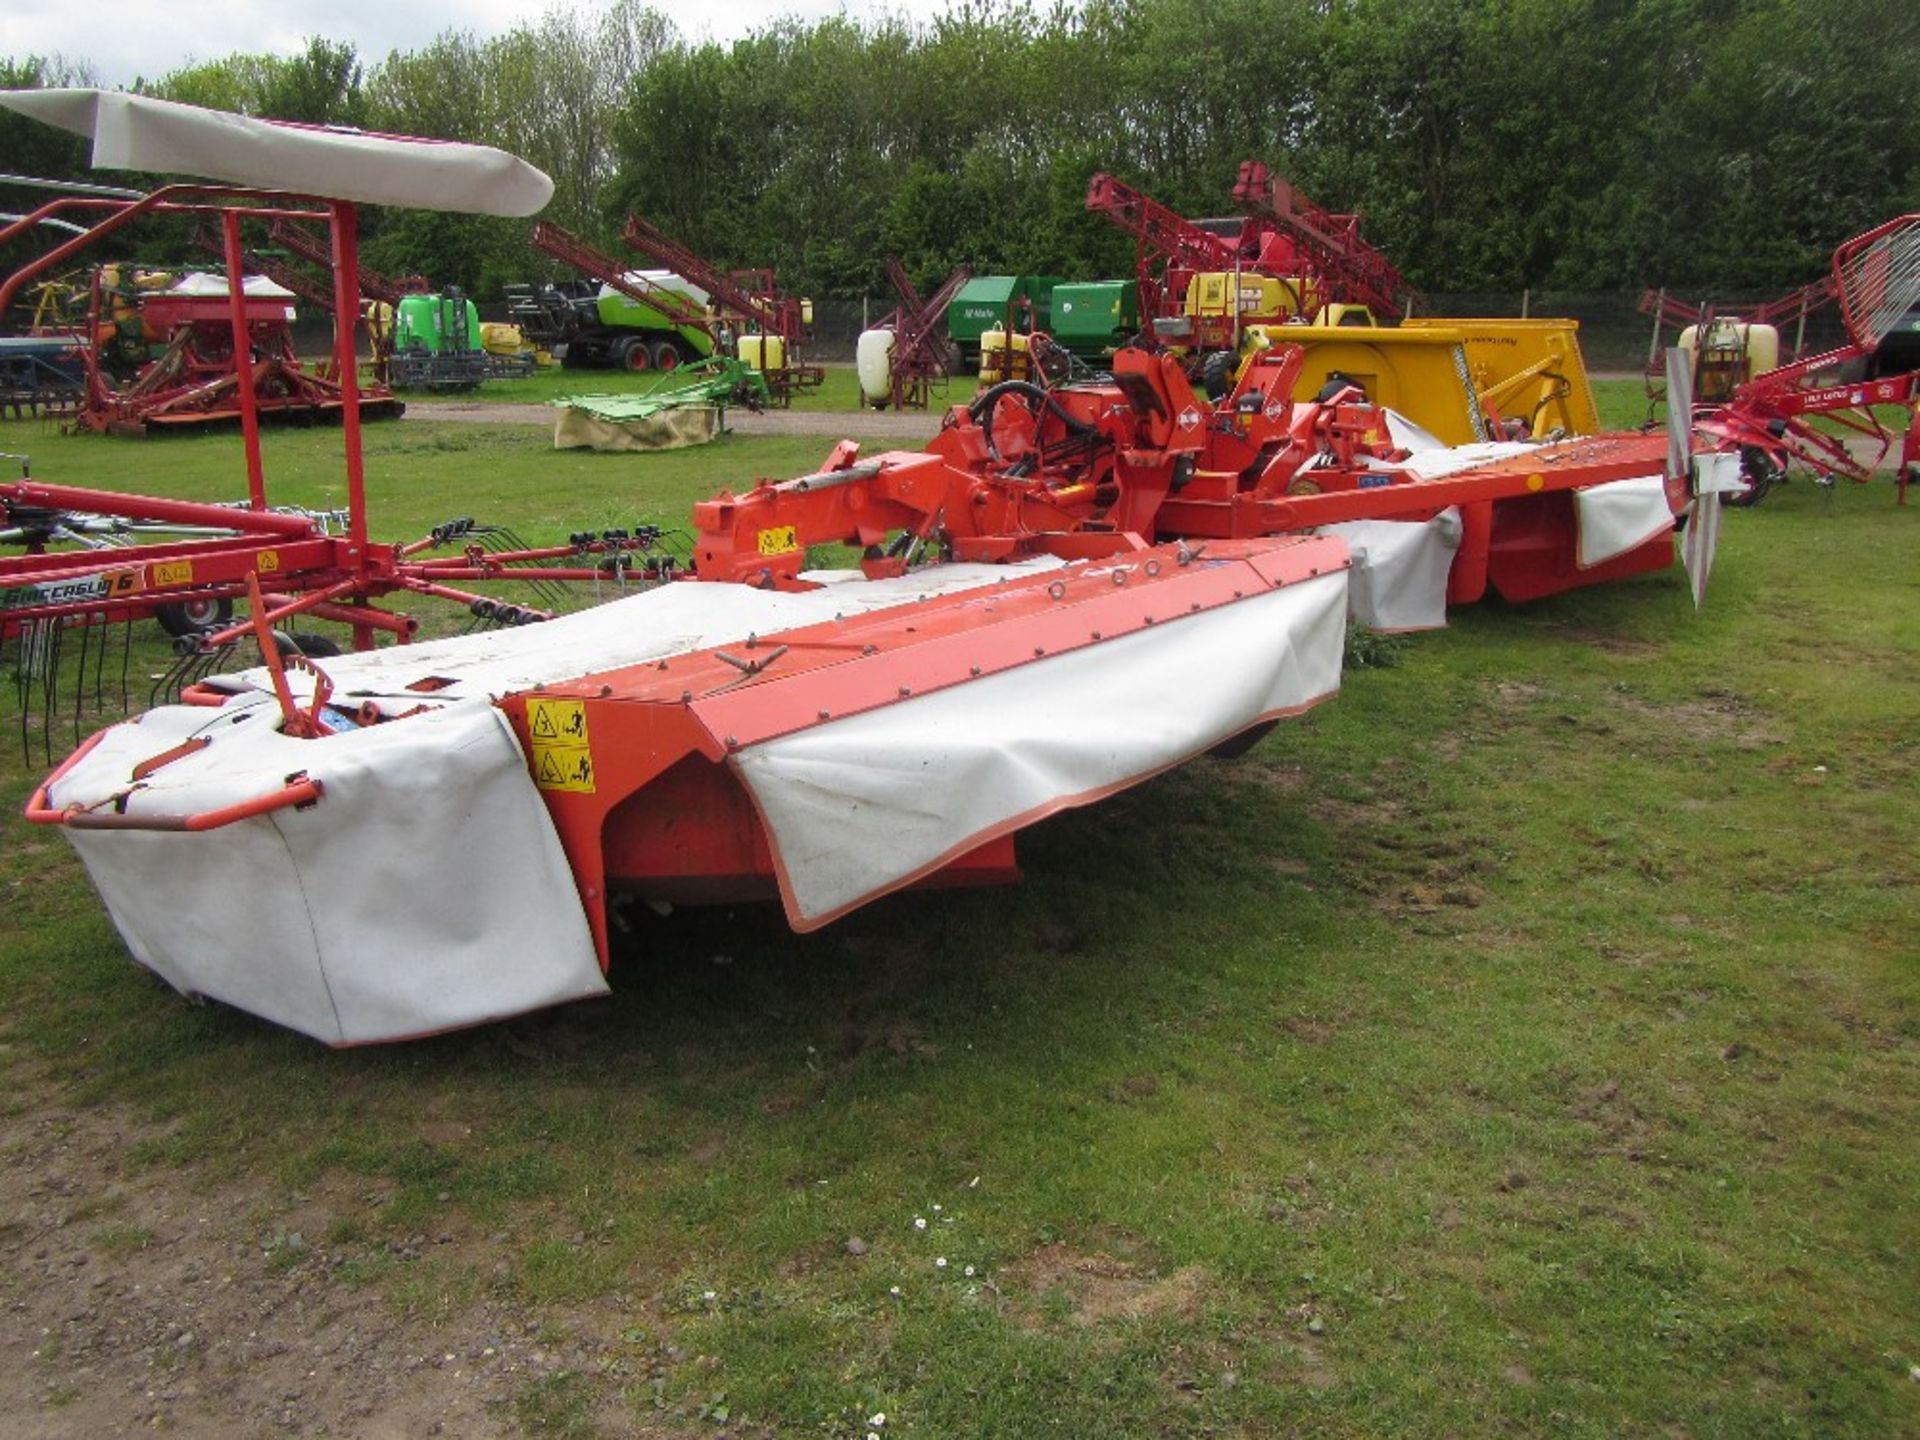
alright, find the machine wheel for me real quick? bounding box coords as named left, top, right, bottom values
left=1315, top=371, right=1368, bottom=404
left=154, top=596, right=234, bottom=638
left=265, top=630, right=343, bottom=660
left=1724, top=446, right=1780, bottom=508
left=619, top=338, right=653, bottom=373
left=1200, top=349, right=1235, bottom=401
left=650, top=340, right=683, bottom=372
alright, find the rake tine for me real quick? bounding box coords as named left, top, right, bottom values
left=150, top=641, right=203, bottom=710
left=39, top=619, right=61, bottom=768
left=13, top=625, right=30, bottom=762
left=91, top=609, right=110, bottom=712
left=71, top=617, right=91, bottom=748
left=118, top=619, right=132, bottom=717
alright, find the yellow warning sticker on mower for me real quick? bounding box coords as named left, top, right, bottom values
left=151, top=559, right=194, bottom=587
left=528, top=698, right=589, bottom=747
left=527, top=698, right=594, bottom=793
left=533, top=745, right=595, bottom=794
left=256, top=549, right=281, bottom=574
left=756, top=525, right=799, bottom=557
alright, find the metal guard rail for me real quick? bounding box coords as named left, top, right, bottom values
left=25, top=733, right=324, bottom=831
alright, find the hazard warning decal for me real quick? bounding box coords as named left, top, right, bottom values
left=757, top=525, right=799, bottom=557
left=526, top=697, right=595, bottom=794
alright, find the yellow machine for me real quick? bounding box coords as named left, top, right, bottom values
left=1402, top=317, right=1600, bottom=438
left=1184, top=271, right=1320, bottom=326
left=1242, top=315, right=1600, bottom=444
left=978, top=327, right=1033, bottom=384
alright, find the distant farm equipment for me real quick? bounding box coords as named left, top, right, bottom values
left=64, top=266, right=405, bottom=436
left=1083, top=164, right=1419, bottom=363
left=856, top=257, right=969, bottom=410
left=551, top=355, right=771, bottom=451
left=525, top=217, right=822, bottom=405
left=525, top=221, right=716, bottom=373
left=0, top=333, right=84, bottom=417
left=237, top=219, right=529, bottom=393
left=619, top=212, right=822, bottom=405
left=1651, top=214, right=1920, bottom=504
left=0, top=96, right=671, bottom=755
left=386, top=289, right=537, bottom=392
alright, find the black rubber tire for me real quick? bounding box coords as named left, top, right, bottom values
left=1724, top=446, right=1780, bottom=508
left=1314, top=371, right=1368, bottom=404
left=154, top=596, right=234, bottom=638
left=287, top=632, right=342, bottom=658
left=265, top=630, right=343, bottom=660
left=650, top=340, right=683, bottom=372
left=1200, top=349, right=1235, bottom=401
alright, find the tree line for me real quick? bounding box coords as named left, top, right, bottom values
left=3, top=0, right=1916, bottom=308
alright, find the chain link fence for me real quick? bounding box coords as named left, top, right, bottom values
left=294, top=291, right=1859, bottom=371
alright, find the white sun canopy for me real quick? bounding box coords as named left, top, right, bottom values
left=0, top=88, right=552, bottom=216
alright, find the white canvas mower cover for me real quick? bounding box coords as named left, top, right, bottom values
left=0, top=89, right=553, bottom=216
left=38, top=556, right=1349, bottom=1044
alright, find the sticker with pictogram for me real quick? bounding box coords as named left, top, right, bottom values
left=527, top=698, right=594, bottom=793
left=256, top=549, right=281, bottom=574
left=533, top=745, right=595, bottom=793
left=757, top=525, right=799, bottom=557
left=151, top=559, right=194, bottom=587
left=528, top=698, right=588, bottom=746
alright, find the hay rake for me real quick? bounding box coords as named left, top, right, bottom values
left=1696, top=213, right=1920, bottom=504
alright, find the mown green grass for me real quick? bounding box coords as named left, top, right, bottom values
left=0, top=388, right=1915, bottom=1438
left=400, top=358, right=877, bottom=413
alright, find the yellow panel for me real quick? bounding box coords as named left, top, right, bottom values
left=1403, top=317, right=1600, bottom=437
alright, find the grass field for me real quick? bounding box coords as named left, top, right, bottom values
left=399, top=359, right=880, bottom=414
left=0, top=384, right=1915, bottom=1437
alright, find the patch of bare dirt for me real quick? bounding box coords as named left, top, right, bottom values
left=1279, top=1337, right=1340, bottom=1391
left=997, top=1244, right=1207, bottom=1328
left=0, top=1070, right=674, bottom=1439
left=1608, top=689, right=1786, bottom=752
left=1547, top=626, right=1667, bottom=658
left=1307, top=795, right=1406, bottom=830
left=1493, top=680, right=1547, bottom=707
left=1219, top=761, right=1313, bottom=794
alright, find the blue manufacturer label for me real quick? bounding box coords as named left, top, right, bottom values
left=1357, top=473, right=1395, bottom=489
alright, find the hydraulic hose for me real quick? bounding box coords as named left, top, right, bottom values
left=968, top=379, right=1103, bottom=460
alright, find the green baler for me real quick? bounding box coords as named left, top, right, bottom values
left=947, top=275, right=1065, bottom=368
left=584, top=275, right=717, bottom=371
left=1048, top=280, right=1139, bottom=362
